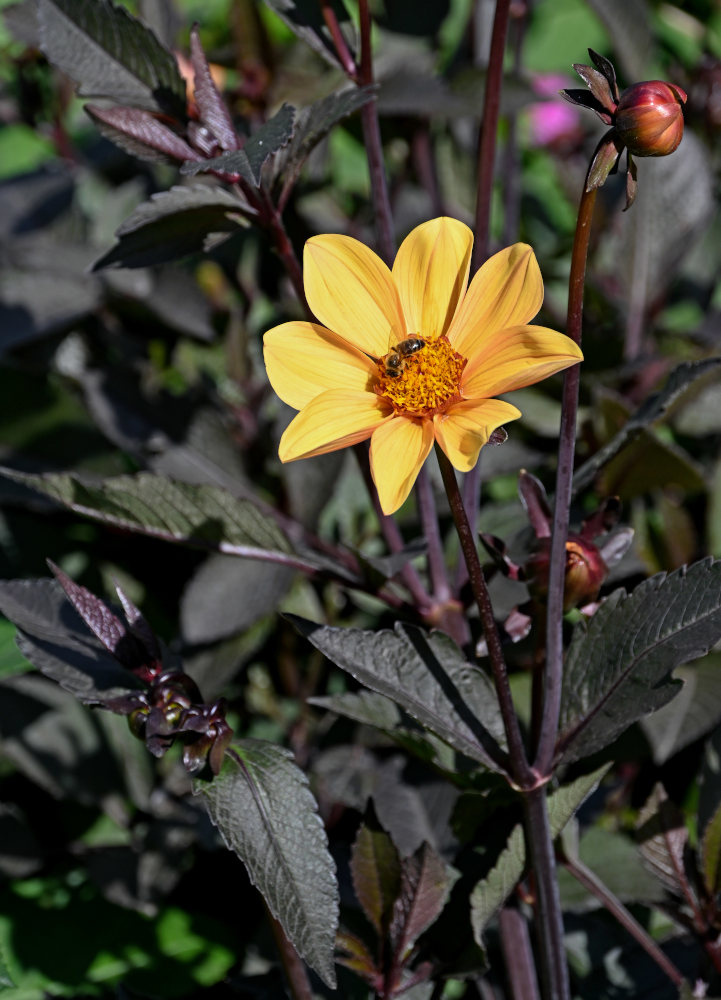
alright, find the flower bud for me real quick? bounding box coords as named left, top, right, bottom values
left=614, top=81, right=687, bottom=156
left=525, top=537, right=608, bottom=611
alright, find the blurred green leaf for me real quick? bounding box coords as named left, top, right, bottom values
left=37, top=0, right=186, bottom=116
left=559, top=559, right=721, bottom=764
left=194, top=740, right=339, bottom=987
left=640, top=655, right=721, bottom=765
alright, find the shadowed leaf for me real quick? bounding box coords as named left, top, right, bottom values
left=390, top=842, right=450, bottom=963
left=37, top=0, right=186, bottom=116
left=635, top=784, right=690, bottom=899
left=640, top=655, right=721, bottom=764
left=470, top=766, right=610, bottom=942
left=182, top=105, right=296, bottom=186
left=573, top=358, right=721, bottom=495
left=558, top=559, right=721, bottom=764
left=194, top=741, right=339, bottom=987
left=262, top=0, right=356, bottom=71
left=86, top=105, right=200, bottom=163
left=0, top=468, right=293, bottom=558
left=351, top=806, right=401, bottom=937
left=189, top=24, right=237, bottom=151
left=92, top=186, right=252, bottom=269
left=289, top=615, right=506, bottom=771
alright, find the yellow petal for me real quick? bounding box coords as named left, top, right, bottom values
left=304, top=234, right=406, bottom=358
left=392, top=217, right=473, bottom=343
left=461, top=325, right=583, bottom=398
left=447, top=243, right=544, bottom=360
left=279, top=389, right=391, bottom=462
left=264, top=321, right=376, bottom=410
left=369, top=417, right=434, bottom=515
left=434, top=399, right=521, bottom=472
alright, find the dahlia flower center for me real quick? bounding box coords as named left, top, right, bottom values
left=375, top=335, right=467, bottom=417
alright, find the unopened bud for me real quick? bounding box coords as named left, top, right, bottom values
left=526, top=537, right=608, bottom=611
left=615, top=81, right=687, bottom=157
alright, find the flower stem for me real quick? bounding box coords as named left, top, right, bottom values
left=499, top=905, right=541, bottom=1000
left=462, top=0, right=511, bottom=532
left=560, top=852, right=684, bottom=988
left=523, top=786, right=571, bottom=1000
left=436, top=444, right=528, bottom=783
left=533, top=184, right=597, bottom=777
left=357, top=0, right=395, bottom=266
left=265, top=903, right=315, bottom=1000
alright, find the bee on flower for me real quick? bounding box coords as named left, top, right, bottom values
left=263, top=217, right=583, bottom=515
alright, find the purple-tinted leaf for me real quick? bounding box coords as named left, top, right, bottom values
left=624, top=151, right=638, bottom=210
left=586, top=132, right=623, bottom=191
left=389, top=843, right=450, bottom=965
left=114, top=582, right=162, bottom=662
left=518, top=470, right=551, bottom=538
left=38, top=0, right=186, bottom=116
left=289, top=616, right=506, bottom=770
left=92, top=185, right=253, bottom=270
left=559, top=88, right=613, bottom=124
left=0, top=579, right=144, bottom=706
left=262, top=0, right=356, bottom=72
left=588, top=49, right=619, bottom=100
left=48, top=561, right=147, bottom=672
left=558, top=559, right=721, bottom=764
left=86, top=104, right=200, bottom=164
left=189, top=24, right=237, bottom=151
left=636, top=784, right=691, bottom=899
left=572, top=63, right=616, bottom=115
left=335, top=931, right=379, bottom=984
left=194, top=740, right=339, bottom=987
left=350, top=806, right=402, bottom=937
left=182, top=104, right=295, bottom=186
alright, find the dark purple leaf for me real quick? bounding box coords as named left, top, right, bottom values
left=572, top=63, right=616, bottom=115
left=636, top=784, right=691, bottom=898
left=189, top=24, right=237, bottom=151
left=389, top=843, right=450, bottom=965
left=518, top=470, right=551, bottom=538
left=86, top=104, right=200, bottom=163
left=48, top=561, right=147, bottom=672
left=350, top=806, right=402, bottom=937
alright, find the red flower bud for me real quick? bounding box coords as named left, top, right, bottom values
left=526, top=537, right=608, bottom=611
left=614, top=81, right=687, bottom=157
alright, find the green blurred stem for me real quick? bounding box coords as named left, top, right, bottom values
left=523, top=787, right=571, bottom=1000
left=560, top=852, right=684, bottom=988
left=533, top=184, right=597, bottom=776
left=436, top=444, right=525, bottom=779
left=462, top=0, right=511, bottom=538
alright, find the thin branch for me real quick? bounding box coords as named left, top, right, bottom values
left=436, top=444, right=528, bottom=784
left=561, top=852, right=684, bottom=988
left=533, top=184, right=597, bottom=777
left=499, top=905, right=542, bottom=1000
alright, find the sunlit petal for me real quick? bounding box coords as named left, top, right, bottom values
left=304, top=234, right=406, bottom=357
left=369, top=417, right=434, bottom=514
left=448, top=244, right=544, bottom=360
left=434, top=399, right=521, bottom=472
left=392, top=217, right=473, bottom=342
left=462, top=326, right=583, bottom=398
left=279, top=389, right=391, bottom=462
left=264, top=322, right=376, bottom=409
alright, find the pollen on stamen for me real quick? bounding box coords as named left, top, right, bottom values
left=375, top=336, right=467, bottom=417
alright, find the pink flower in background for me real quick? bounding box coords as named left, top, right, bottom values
left=528, top=73, right=583, bottom=148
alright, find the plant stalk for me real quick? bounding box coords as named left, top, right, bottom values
left=265, top=904, right=315, bottom=1000
left=499, top=905, right=542, bottom=1000
left=462, top=0, right=511, bottom=533
left=533, top=184, right=597, bottom=777
left=523, top=786, right=571, bottom=1000
left=561, top=853, right=684, bottom=988
left=436, top=444, right=528, bottom=783
left=357, top=0, right=395, bottom=266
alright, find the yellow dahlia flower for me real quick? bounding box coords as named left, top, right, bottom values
left=263, top=217, right=583, bottom=515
